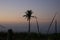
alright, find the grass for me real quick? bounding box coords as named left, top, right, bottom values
left=0, top=32, right=60, bottom=40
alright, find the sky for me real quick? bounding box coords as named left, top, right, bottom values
left=0, top=0, right=60, bottom=23
left=0, top=0, right=60, bottom=33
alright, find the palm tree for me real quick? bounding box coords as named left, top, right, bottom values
left=47, top=13, right=57, bottom=40
left=33, top=16, right=39, bottom=33
left=55, top=20, right=57, bottom=40
left=23, top=10, right=33, bottom=32
left=47, top=13, right=57, bottom=34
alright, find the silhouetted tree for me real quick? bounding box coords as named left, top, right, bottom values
left=35, top=16, right=39, bottom=33
left=23, top=10, right=33, bottom=32
left=47, top=13, right=57, bottom=40
left=7, top=29, right=13, bottom=40
left=47, top=13, right=57, bottom=34
left=55, top=20, right=57, bottom=40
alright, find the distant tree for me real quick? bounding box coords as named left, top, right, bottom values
left=7, top=29, right=13, bottom=40
left=23, top=10, right=34, bottom=32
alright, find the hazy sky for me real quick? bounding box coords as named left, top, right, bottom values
left=0, top=0, right=60, bottom=24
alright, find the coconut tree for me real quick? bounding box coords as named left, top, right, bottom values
left=47, top=13, right=57, bottom=34
left=35, top=16, right=39, bottom=33
left=47, top=13, right=57, bottom=40
left=33, top=16, right=39, bottom=33
left=23, top=10, right=33, bottom=32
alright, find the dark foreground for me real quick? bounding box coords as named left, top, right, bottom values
left=0, top=32, right=60, bottom=40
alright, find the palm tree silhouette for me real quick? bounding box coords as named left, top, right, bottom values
left=23, top=10, right=33, bottom=32
left=47, top=13, right=57, bottom=34
left=33, top=16, right=39, bottom=33
left=47, top=13, right=57, bottom=40
left=35, top=16, right=39, bottom=33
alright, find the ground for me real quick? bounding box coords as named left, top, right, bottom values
left=0, top=32, right=60, bottom=40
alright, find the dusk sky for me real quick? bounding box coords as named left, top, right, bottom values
left=0, top=0, right=60, bottom=33
left=0, top=0, right=60, bottom=23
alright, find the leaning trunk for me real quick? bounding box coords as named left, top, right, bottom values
left=55, top=20, right=57, bottom=40
left=28, top=19, right=30, bottom=32
left=36, top=17, right=39, bottom=33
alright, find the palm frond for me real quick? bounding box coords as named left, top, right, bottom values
left=23, top=15, right=26, bottom=17
left=31, top=16, right=35, bottom=18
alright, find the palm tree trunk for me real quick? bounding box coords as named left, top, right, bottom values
left=55, top=20, right=57, bottom=34
left=36, top=17, right=39, bottom=33
left=28, top=19, right=30, bottom=32
left=55, top=20, right=57, bottom=40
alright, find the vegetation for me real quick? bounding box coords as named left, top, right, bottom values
left=23, top=10, right=34, bottom=32
left=0, top=10, right=59, bottom=40
left=0, top=32, right=60, bottom=40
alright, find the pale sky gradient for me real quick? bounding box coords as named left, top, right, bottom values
left=0, top=0, right=60, bottom=24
